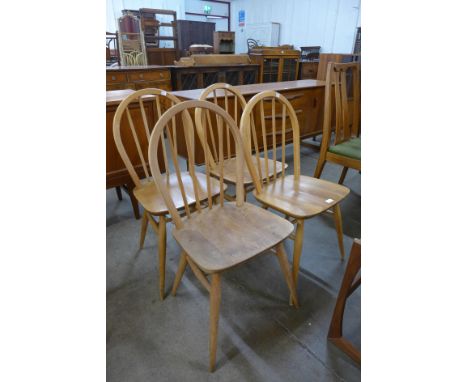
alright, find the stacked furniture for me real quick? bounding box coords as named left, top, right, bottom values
left=299, top=46, right=320, bottom=80
left=249, top=47, right=301, bottom=82
left=213, top=31, right=235, bottom=54
left=117, top=13, right=147, bottom=66
left=176, top=20, right=215, bottom=57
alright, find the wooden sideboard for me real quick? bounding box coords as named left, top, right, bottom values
left=170, top=64, right=259, bottom=90
left=299, top=60, right=319, bottom=80
left=172, top=79, right=326, bottom=164
left=249, top=47, right=301, bottom=83
left=106, top=65, right=172, bottom=91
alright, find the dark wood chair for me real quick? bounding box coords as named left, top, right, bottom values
left=328, top=238, right=361, bottom=365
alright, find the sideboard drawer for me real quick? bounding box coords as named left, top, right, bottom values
left=128, top=70, right=170, bottom=82
left=133, top=80, right=172, bottom=91
left=106, top=72, right=127, bottom=83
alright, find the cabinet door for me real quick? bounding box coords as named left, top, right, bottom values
left=281, top=58, right=298, bottom=81
left=262, top=58, right=279, bottom=83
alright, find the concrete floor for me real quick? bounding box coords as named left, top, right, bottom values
left=107, top=140, right=361, bottom=381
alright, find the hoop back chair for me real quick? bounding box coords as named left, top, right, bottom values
left=112, top=88, right=224, bottom=299
left=148, top=100, right=298, bottom=371
left=314, top=62, right=361, bottom=184
left=195, top=83, right=286, bottom=199
left=240, top=91, right=350, bottom=303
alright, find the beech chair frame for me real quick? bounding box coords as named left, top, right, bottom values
left=314, top=62, right=361, bottom=184
left=241, top=90, right=350, bottom=304
left=148, top=100, right=298, bottom=372
left=113, top=88, right=221, bottom=300
left=195, top=82, right=286, bottom=201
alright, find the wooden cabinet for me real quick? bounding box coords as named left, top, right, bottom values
left=299, top=60, right=319, bottom=79
left=249, top=47, right=301, bottom=83
left=176, top=20, right=215, bottom=57
left=106, top=66, right=172, bottom=91
left=316, top=53, right=360, bottom=81
left=170, top=64, right=259, bottom=91
left=213, top=31, right=235, bottom=54
left=172, top=80, right=325, bottom=164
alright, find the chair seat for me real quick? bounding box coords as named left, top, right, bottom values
left=133, top=172, right=226, bottom=215
left=211, top=155, right=287, bottom=185
left=328, top=137, right=361, bottom=160
left=173, top=202, right=294, bottom=273
left=253, top=175, right=350, bottom=219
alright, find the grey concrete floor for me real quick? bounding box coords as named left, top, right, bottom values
left=107, top=140, right=361, bottom=381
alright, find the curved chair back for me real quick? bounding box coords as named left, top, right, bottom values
left=195, top=83, right=247, bottom=168
left=240, top=91, right=301, bottom=192
left=323, top=62, right=361, bottom=147
left=113, top=88, right=187, bottom=188
left=149, top=100, right=257, bottom=229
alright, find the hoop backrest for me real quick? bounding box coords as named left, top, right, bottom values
left=240, top=90, right=301, bottom=193
left=323, top=62, right=361, bottom=147
left=195, top=83, right=247, bottom=168
left=113, top=88, right=185, bottom=188
left=149, top=100, right=258, bottom=229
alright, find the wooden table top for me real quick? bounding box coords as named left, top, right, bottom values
left=106, top=79, right=326, bottom=106
left=107, top=65, right=170, bottom=72
left=171, top=79, right=325, bottom=100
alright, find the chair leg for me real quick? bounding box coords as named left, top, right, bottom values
left=115, top=186, right=123, bottom=200
left=209, top=273, right=222, bottom=372
left=291, top=219, right=305, bottom=305
left=158, top=215, right=167, bottom=300
left=172, top=251, right=187, bottom=296
left=338, top=167, right=349, bottom=185
left=139, top=210, right=149, bottom=249
left=276, top=243, right=299, bottom=308
left=333, top=204, right=345, bottom=260
left=314, top=158, right=326, bottom=178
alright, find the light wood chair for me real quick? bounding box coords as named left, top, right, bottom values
left=148, top=100, right=298, bottom=372
left=113, top=88, right=224, bottom=300
left=314, top=62, right=361, bottom=184
left=240, top=91, right=350, bottom=303
left=195, top=83, right=286, bottom=200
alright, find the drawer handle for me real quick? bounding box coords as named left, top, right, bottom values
left=139, top=74, right=143, bottom=78
left=285, top=93, right=304, bottom=101
left=111, top=75, right=116, bottom=80
left=160, top=73, right=163, bottom=78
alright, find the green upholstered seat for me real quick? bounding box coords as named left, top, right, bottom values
left=328, top=137, right=361, bottom=160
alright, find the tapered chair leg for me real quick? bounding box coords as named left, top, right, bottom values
left=209, top=273, right=222, bottom=372
left=158, top=215, right=167, bottom=299
left=338, top=167, right=348, bottom=185
left=139, top=210, right=149, bottom=249
left=276, top=243, right=299, bottom=308
left=333, top=204, right=345, bottom=260
left=291, top=219, right=305, bottom=303
left=314, top=159, right=326, bottom=178
left=172, top=251, right=188, bottom=296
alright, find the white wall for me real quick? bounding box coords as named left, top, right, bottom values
left=230, top=0, right=360, bottom=54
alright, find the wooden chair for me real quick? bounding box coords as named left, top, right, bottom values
left=328, top=238, right=361, bottom=365
left=195, top=83, right=286, bottom=200
left=240, top=91, right=350, bottom=303
left=112, top=88, right=224, bottom=300
left=314, top=62, right=361, bottom=184
left=148, top=100, right=298, bottom=372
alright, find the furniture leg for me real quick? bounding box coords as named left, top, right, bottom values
left=124, top=183, right=141, bottom=219
left=314, top=159, right=326, bottom=178
left=172, top=251, right=188, bottom=296
left=338, top=167, right=349, bottom=185
left=333, top=204, right=345, bottom=260
left=115, top=186, right=123, bottom=200
left=209, top=273, right=222, bottom=372
left=328, top=239, right=361, bottom=364
left=139, top=210, right=149, bottom=249
left=290, top=219, right=304, bottom=305
left=276, top=243, right=299, bottom=308
left=158, top=215, right=167, bottom=300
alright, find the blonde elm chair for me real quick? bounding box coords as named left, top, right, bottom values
left=240, top=90, right=350, bottom=303
left=148, top=100, right=298, bottom=372
left=113, top=88, right=225, bottom=299
left=314, top=62, right=361, bottom=184
left=195, top=83, right=286, bottom=200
